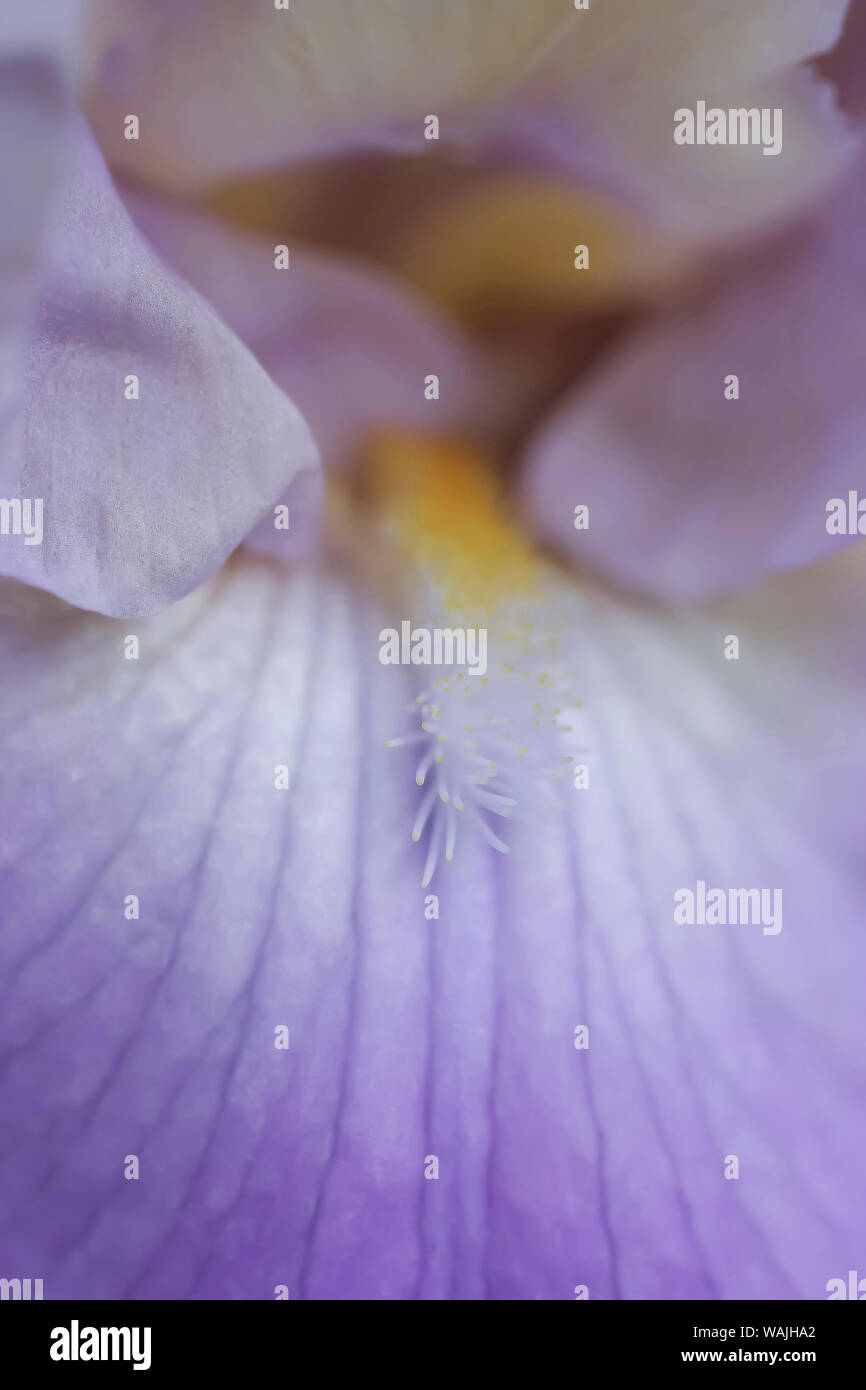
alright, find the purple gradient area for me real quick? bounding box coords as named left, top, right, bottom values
left=0, top=567, right=864, bottom=1300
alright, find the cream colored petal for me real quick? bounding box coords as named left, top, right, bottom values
left=85, top=0, right=568, bottom=190
left=499, top=0, right=856, bottom=246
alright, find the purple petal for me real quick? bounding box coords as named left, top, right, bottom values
left=521, top=152, right=866, bottom=602
left=1, top=121, right=320, bottom=617
left=0, top=55, right=72, bottom=475
left=0, top=555, right=863, bottom=1298
left=0, top=1, right=83, bottom=68
left=127, top=196, right=486, bottom=471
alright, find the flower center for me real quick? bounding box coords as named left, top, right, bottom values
left=346, top=431, right=582, bottom=886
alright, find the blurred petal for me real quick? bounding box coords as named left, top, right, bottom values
left=83, top=0, right=856, bottom=243
left=153, top=5, right=857, bottom=338
left=124, top=194, right=487, bottom=491
left=521, top=151, right=866, bottom=602
left=0, top=0, right=84, bottom=69
left=207, top=157, right=684, bottom=333
left=85, top=0, right=568, bottom=190
left=1, top=123, right=320, bottom=617
left=0, top=549, right=863, bottom=1298
left=391, top=175, right=682, bottom=321
left=496, top=0, right=857, bottom=248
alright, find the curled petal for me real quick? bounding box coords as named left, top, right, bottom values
left=1, top=123, right=320, bottom=616
left=521, top=151, right=866, bottom=602
left=125, top=194, right=486, bottom=493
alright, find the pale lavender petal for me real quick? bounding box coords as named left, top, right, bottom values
left=521, top=151, right=866, bottom=602
left=0, top=51, right=74, bottom=480
left=124, top=196, right=486, bottom=562
left=0, top=554, right=863, bottom=1298
left=1, top=122, right=320, bottom=617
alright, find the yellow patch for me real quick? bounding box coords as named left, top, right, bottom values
left=359, top=432, right=539, bottom=615
left=394, top=177, right=676, bottom=322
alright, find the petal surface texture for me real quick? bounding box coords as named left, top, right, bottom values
left=125, top=196, right=486, bottom=479
left=0, top=553, right=863, bottom=1298
left=1, top=123, right=320, bottom=617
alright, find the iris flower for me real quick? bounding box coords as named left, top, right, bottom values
left=1, top=1, right=864, bottom=1300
